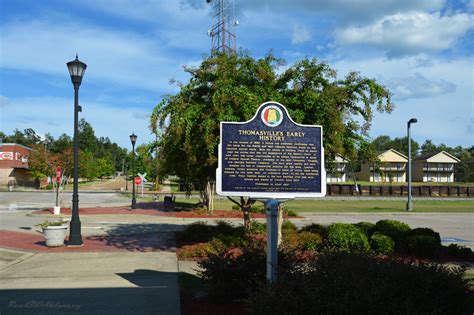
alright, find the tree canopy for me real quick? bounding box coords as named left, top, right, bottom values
left=151, top=52, right=394, bottom=192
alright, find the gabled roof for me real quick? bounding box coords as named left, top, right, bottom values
left=334, top=153, right=349, bottom=163
left=414, top=151, right=460, bottom=163
left=377, top=149, right=408, bottom=162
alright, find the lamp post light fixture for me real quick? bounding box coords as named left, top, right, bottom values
left=66, top=54, right=87, bottom=246
left=406, top=118, right=418, bottom=211
left=130, top=133, right=137, bottom=209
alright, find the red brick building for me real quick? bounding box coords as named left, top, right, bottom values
left=0, top=143, right=37, bottom=188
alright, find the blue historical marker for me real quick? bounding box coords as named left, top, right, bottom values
left=217, top=101, right=326, bottom=198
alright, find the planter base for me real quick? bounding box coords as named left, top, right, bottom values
left=43, top=225, right=68, bottom=247
left=53, top=206, right=61, bottom=215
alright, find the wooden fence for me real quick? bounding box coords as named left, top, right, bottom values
left=326, top=184, right=473, bottom=197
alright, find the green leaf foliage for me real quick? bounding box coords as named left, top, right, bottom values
left=151, top=52, right=393, bottom=192
left=327, top=223, right=370, bottom=253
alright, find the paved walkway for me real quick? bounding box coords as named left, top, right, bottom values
left=1, top=202, right=473, bottom=315
left=0, top=205, right=182, bottom=315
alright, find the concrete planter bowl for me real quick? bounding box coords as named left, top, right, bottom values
left=37, top=220, right=69, bottom=247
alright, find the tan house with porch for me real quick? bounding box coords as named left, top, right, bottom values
left=358, top=149, right=408, bottom=182
left=413, top=151, right=460, bottom=182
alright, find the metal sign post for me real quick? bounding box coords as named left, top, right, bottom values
left=265, top=199, right=279, bottom=283
left=138, top=172, right=147, bottom=197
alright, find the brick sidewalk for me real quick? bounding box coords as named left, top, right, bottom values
left=0, top=230, right=175, bottom=253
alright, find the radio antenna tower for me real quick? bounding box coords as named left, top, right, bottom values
left=207, top=0, right=238, bottom=54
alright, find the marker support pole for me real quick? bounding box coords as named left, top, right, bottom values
left=265, top=199, right=280, bottom=283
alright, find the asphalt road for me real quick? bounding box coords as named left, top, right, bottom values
left=0, top=191, right=131, bottom=211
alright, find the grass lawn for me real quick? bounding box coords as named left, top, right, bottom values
left=170, top=196, right=474, bottom=213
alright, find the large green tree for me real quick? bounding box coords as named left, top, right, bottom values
left=151, top=52, right=393, bottom=221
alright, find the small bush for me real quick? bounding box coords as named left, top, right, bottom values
left=444, top=244, right=473, bottom=260
left=250, top=205, right=265, bottom=214
left=296, top=231, right=323, bottom=251
left=407, top=227, right=441, bottom=243
left=300, top=223, right=328, bottom=237
left=178, top=221, right=215, bottom=243
left=403, top=227, right=441, bottom=258
left=372, top=220, right=411, bottom=251
left=284, top=209, right=298, bottom=217
left=198, top=241, right=267, bottom=301
left=406, top=235, right=441, bottom=258
left=281, top=220, right=297, bottom=234
left=248, top=221, right=266, bottom=235
left=326, top=223, right=370, bottom=253
left=353, top=221, right=375, bottom=236
left=231, top=204, right=240, bottom=210
left=370, top=232, right=395, bottom=255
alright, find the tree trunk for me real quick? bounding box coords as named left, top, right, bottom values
left=227, top=196, right=255, bottom=230
left=241, top=197, right=252, bottom=230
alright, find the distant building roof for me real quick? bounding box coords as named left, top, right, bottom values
left=0, top=143, right=32, bottom=151
left=414, top=151, right=460, bottom=163
left=377, top=149, right=408, bottom=161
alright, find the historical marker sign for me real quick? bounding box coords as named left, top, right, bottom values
left=217, top=101, right=326, bottom=198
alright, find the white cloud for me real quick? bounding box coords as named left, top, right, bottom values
left=291, top=24, right=311, bottom=44
left=333, top=56, right=473, bottom=147
left=1, top=96, right=154, bottom=148
left=0, top=19, right=189, bottom=91
left=335, top=12, right=473, bottom=57
left=0, top=95, right=9, bottom=107
left=388, top=73, right=457, bottom=100
left=233, top=0, right=445, bottom=24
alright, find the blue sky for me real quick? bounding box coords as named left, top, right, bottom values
left=0, top=0, right=473, bottom=150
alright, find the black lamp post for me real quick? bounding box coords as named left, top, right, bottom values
left=130, top=133, right=137, bottom=209
left=66, top=54, right=87, bottom=246
left=406, top=118, right=417, bottom=211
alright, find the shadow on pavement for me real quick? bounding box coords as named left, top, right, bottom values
left=0, top=270, right=180, bottom=315
left=87, top=223, right=183, bottom=252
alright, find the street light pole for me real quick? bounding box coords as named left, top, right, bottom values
left=66, top=54, right=87, bottom=246
left=130, top=133, right=137, bottom=209
left=406, top=118, right=417, bottom=211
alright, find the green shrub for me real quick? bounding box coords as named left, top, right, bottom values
left=281, top=220, right=297, bottom=234
left=444, top=244, right=473, bottom=260
left=372, top=220, right=411, bottom=241
left=231, top=204, right=240, bottom=210
left=296, top=231, right=323, bottom=251
left=326, top=223, right=370, bottom=253
left=198, top=241, right=267, bottom=301
left=403, top=227, right=441, bottom=258
left=284, top=209, right=298, bottom=217
left=407, top=227, right=441, bottom=243
left=372, top=220, right=411, bottom=251
left=178, top=221, right=215, bottom=243
left=178, top=221, right=246, bottom=244
left=248, top=221, right=266, bottom=235
left=370, top=233, right=395, bottom=255
left=246, top=253, right=474, bottom=315
left=250, top=205, right=265, bottom=214
left=406, top=235, right=441, bottom=258
left=353, top=221, right=375, bottom=236
left=300, top=223, right=328, bottom=237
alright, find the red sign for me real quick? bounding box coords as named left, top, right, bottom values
left=56, top=166, right=61, bottom=183
left=134, top=177, right=142, bottom=185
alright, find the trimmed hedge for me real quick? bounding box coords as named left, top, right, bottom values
left=370, top=232, right=395, bottom=255
left=246, top=253, right=474, bottom=314
left=327, top=223, right=370, bottom=253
